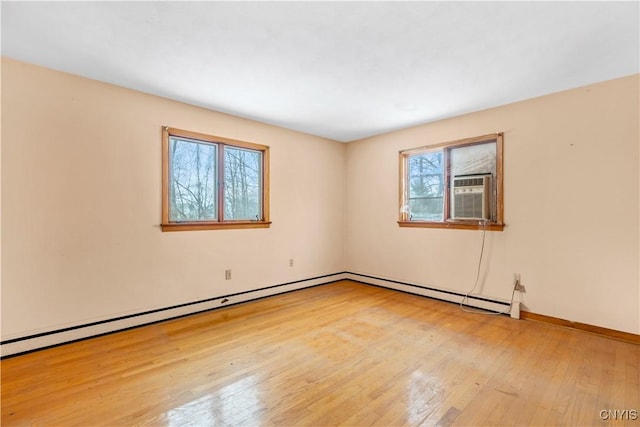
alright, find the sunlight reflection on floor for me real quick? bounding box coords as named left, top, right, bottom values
left=407, top=370, right=443, bottom=425
left=167, top=376, right=261, bottom=426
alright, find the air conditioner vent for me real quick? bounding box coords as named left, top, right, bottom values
left=454, top=177, right=485, bottom=187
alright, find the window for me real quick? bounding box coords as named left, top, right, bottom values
left=399, top=133, right=504, bottom=231
left=162, top=127, right=270, bottom=231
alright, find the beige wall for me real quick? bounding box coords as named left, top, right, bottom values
left=2, top=58, right=638, bottom=344
left=1, top=58, right=346, bottom=339
left=346, top=74, right=640, bottom=334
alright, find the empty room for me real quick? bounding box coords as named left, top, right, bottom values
left=1, top=1, right=639, bottom=426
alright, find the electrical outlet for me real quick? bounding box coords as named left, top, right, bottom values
left=225, top=269, right=232, bottom=280
left=289, top=259, right=294, bottom=267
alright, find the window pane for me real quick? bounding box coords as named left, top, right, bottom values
left=451, top=141, right=497, bottom=220
left=408, top=151, right=444, bottom=221
left=409, top=198, right=444, bottom=221
left=450, top=142, right=496, bottom=177
left=224, top=147, right=262, bottom=220
left=169, top=137, right=217, bottom=221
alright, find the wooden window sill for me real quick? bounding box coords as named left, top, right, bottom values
left=161, top=221, right=272, bottom=232
left=398, top=221, right=505, bottom=231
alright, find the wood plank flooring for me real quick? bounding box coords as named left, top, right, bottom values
left=2, top=280, right=638, bottom=426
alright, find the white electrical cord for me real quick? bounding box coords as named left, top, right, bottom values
left=459, top=219, right=516, bottom=315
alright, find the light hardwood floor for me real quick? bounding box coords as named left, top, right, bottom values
left=1, top=280, right=638, bottom=426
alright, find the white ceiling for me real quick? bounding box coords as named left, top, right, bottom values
left=2, top=1, right=639, bottom=142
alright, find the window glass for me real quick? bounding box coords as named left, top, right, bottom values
left=224, top=147, right=262, bottom=220
left=450, top=142, right=496, bottom=176
left=407, top=151, right=444, bottom=221
left=169, top=137, right=217, bottom=221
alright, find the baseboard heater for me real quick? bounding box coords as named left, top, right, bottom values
left=345, top=272, right=513, bottom=314
left=1, top=272, right=349, bottom=358
left=2, top=271, right=513, bottom=358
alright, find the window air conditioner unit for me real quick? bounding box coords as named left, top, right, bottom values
left=451, top=174, right=491, bottom=220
